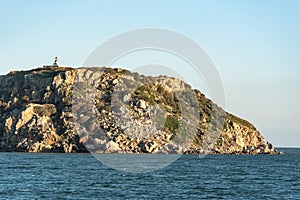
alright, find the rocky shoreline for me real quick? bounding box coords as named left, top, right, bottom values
left=0, top=67, right=282, bottom=154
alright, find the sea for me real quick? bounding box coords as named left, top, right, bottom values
left=0, top=148, right=299, bottom=199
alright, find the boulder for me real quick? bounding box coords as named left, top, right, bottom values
left=138, top=100, right=147, bottom=109
left=105, top=141, right=121, bottom=153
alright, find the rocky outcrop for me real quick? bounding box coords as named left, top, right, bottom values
left=0, top=67, right=280, bottom=154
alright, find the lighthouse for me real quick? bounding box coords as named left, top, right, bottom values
left=53, top=57, right=59, bottom=66
left=42, top=57, right=70, bottom=69
left=43, top=57, right=60, bottom=68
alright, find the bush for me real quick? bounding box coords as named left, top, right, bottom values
left=164, top=115, right=179, bottom=134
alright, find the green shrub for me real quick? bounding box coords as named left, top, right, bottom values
left=164, top=115, right=179, bottom=134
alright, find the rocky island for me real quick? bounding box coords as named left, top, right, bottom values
left=0, top=66, right=280, bottom=154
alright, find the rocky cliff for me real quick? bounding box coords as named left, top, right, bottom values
left=0, top=67, right=280, bottom=154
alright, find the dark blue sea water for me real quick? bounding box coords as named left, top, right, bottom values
left=0, top=148, right=299, bottom=199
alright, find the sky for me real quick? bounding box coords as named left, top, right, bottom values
left=0, top=0, right=299, bottom=147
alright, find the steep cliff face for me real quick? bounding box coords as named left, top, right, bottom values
left=0, top=67, right=279, bottom=154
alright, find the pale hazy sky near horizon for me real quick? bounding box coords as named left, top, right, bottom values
left=0, top=0, right=299, bottom=147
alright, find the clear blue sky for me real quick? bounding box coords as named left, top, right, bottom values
left=0, top=0, right=299, bottom=147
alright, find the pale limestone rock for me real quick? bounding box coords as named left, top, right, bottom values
left=105, top=141, right=121, bottom=153
left=15, top=106, right=34, bottom=130
left=5, top=117, right=13, bottom=131
left=138, top=99, right=147, bottom=109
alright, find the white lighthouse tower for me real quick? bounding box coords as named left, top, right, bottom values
left=53, top=57, right=59, bottom=66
